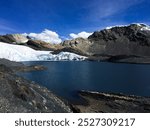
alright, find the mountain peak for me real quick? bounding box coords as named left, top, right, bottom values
left=105, top=23, right=150, bottom=31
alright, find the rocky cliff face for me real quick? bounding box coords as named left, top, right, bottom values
left=26, top=39, right=63, bottom=51
left=88, top=24, right=150, bottom=56
left=0, top=34, right=63, bottom=51
left=0, top=34, right=28, bottom=44
left=61, top=38, right=93, bottom=56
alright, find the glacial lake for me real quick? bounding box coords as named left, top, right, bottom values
left=19, top=61, right=150, bottom=103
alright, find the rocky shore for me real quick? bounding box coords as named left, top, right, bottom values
left=0, top=59, right=73, bottom=113
left=74, top=91, right=150, bottom=113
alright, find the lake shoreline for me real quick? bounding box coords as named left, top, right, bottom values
left=0, top=59, right=73, bottom=113
left=73, top=90, right=150, bottom=113
left=1, top=58, right=150, bottom=113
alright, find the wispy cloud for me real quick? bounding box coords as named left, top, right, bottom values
left=70, top=0, right=146, bottom=32
left=0, top=25, right=16, bottom=32
left=0, top=18, right=17, bottom=34
left=84, top=0, right=144, bottom=21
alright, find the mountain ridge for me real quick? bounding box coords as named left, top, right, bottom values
left=1, top=23, right=150, bottom=63
left=61, top=23, right=150, bottom=63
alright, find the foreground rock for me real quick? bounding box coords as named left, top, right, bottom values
left=0, top=59, right=72, bottom=113
left=74, top=91, right=150, bottom=113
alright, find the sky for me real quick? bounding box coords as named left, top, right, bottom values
left=0, top=0, right=150, bottom=43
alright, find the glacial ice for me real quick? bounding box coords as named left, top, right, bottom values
left=0, top=42, right=86, bottom=62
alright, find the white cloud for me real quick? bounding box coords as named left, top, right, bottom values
left=23, top=29, right=62, bottom=44
left=69, top=31, right=93, bottom=39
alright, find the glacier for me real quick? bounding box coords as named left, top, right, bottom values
left=0, top=42, right=86, bottom=62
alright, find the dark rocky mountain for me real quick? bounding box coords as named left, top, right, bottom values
left=60, top=24, right=150, bottom=63
left=88, top=24, right=150, bottom=56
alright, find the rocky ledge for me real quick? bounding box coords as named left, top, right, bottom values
left=0, top=59, right=46, bottom=72
left=74, top=91, right=150, bottom=113
left=0, top=59, right=72, bottom=113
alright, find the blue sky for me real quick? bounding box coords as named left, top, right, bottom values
left=0, top=0, right=150, bottom=38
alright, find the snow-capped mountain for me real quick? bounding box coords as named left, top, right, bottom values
left=1, top=23, right=150, bottom=63
left=61, top=23, right=150, bottom=63
left=0, top=42, right=86, bottom=62
left=105, top=23, right=150, bottom=31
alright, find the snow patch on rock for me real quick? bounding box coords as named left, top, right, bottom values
left=140, top=26, right=150, bottom=31
left=105, top=25, right=127, bottom=30
left=105, top=23, right=150, bottom=31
